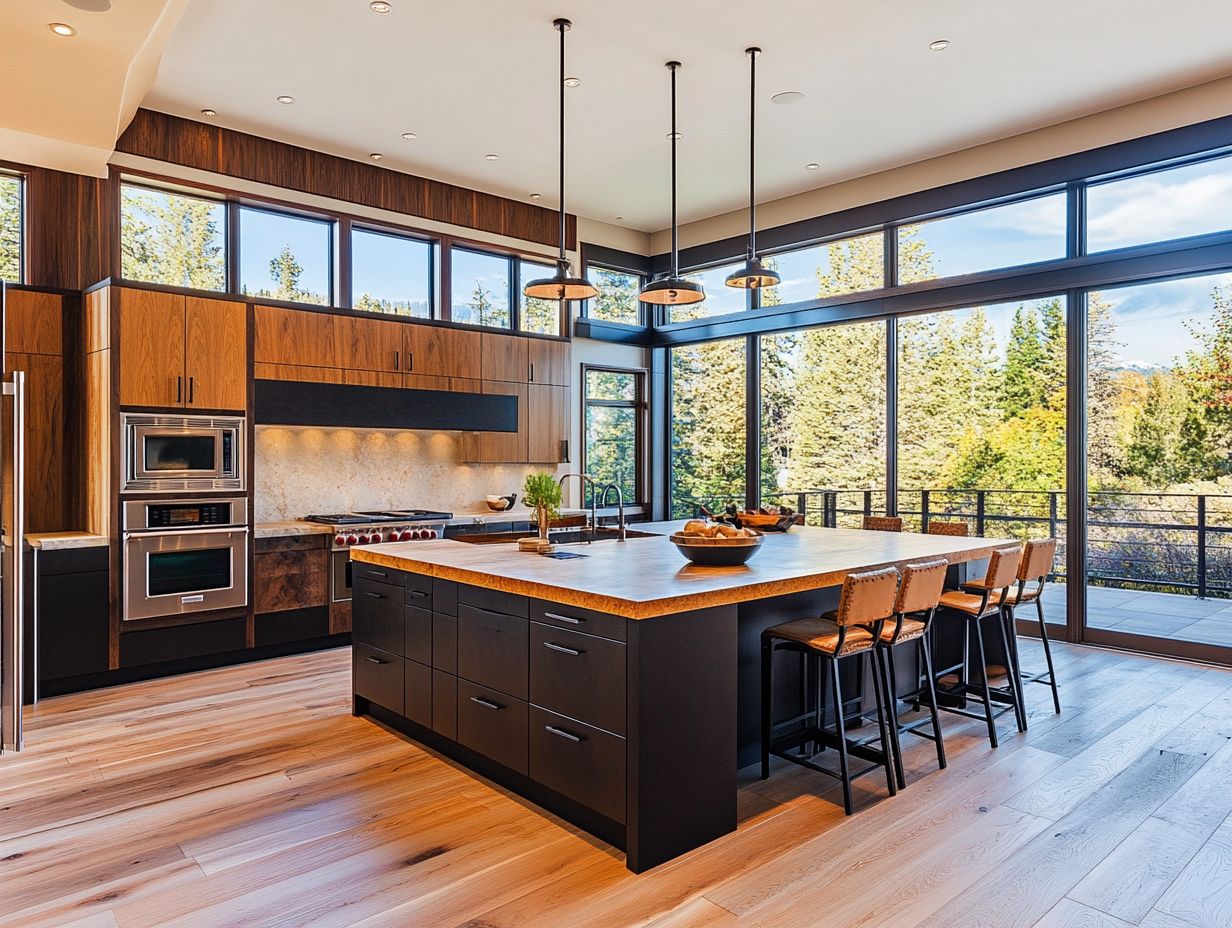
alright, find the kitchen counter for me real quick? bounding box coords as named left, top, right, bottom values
left=351, top=520, right=1012, bottom=619
left=254, top=507, right=592, bottom=539
left=26, top=532, right=110, bottom=551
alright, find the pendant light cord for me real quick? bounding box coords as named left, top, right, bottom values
left=747, top=47, right=759, bottom=262
left=557, top=20, right=568, bottom=268
left=669, top=61, right=680, bottom=276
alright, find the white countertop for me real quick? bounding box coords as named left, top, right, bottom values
left=254, top=507, right=590, bottom=539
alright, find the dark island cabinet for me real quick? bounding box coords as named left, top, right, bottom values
left=352, top=564, right=737, bottom=873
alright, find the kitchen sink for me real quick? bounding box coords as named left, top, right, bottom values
left=450, top=528, right=659, bottom=545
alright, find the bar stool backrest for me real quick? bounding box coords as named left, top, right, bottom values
left=895, top=559, right=949, bottom=614
left=863, top=515, right=903, bottom=532
left=928, top=520, right=969, bottom=537
left=834, top=567, right=900, bottom=627
left=1019, top=538, right=1058, bottom=583
left=983, top=545, right=1024, bottom=592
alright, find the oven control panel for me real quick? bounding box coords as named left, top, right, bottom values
left=124, top=497, right=249, bottom=532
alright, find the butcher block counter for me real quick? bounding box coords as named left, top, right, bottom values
left=348, top=522, right=1012, bottom=872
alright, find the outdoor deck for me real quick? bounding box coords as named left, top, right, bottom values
left=1042, top=582, right=1232, bottom=645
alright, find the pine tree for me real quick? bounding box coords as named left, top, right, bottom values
left=469, top=281, right=494, bottom=326
left=1002, top=305, right=1048, bottom=417
left=120, top=188, right=225, bottom=290
left=269, top=245, right=305, bottom=303
left=589, top=268, right=640, bottom=324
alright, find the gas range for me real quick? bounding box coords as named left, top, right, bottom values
left=302, top=509, right=453, bottom=549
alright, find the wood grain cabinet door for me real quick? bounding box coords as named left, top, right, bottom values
left=480, top=331, right=529, bottom=383
left=185, top=297, right=247, bottom=411
left=4, top=290, right=63, bottom=355
left=254, top=305, right=338, bottom=368
left=5, top=351, right=64, bottom=532
left=336, top=315, right=403, bottom=374
left=406, top=325, right=481, bottom=379
left=527, top=383, right=569, bottom=463
left=118, top=288, right=186, bottom=408
left=460, top=381, right=528, bottom=463
left=528, top=339, right=571, bottom=387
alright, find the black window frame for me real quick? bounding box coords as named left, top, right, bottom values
left=581, top=363, right=648, bottom=509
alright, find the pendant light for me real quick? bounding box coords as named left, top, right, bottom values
left=725, top=47, right=780, bottom=290
left=640, top=61, right=705, bottom=306
left=523, top=18, right=599, bottom=302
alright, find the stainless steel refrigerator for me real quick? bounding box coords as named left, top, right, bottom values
left=0, top=279, right=28, bottom=753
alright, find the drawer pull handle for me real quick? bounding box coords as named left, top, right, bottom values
left=408, top=590, right=428, bottom=599
left=470, top=696, right=503, bottom=711
left=544, top=641, right=583, bottom=656
left=543, top=612, right=583, bottom=625
left=366, top=570, right=388, bottom=578
left=363, top=591, right=386, bottom=599
left=545, top=725, right=585, bottom=743
left=365, top=656, right=388, bottom=665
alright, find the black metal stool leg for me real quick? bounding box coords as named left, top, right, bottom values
left=1038, top=598, right=1062, bottom=714
left=972, top=616, right=998, bottom=749
left=998, top=607, right=1028, bottom=733
left=760, top=636, right=772, bottom=779
left=816, top=650, right=828, bottom=755
left=920, top=636, right=947, bottom=770
left=879, top=647, right=906, bottom=790
left=867, top=650, right=898, bottom=797
left=830, top=658, right=853, bottom=815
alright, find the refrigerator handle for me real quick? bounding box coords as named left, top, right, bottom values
left=1, top=370, right=25, bottom=751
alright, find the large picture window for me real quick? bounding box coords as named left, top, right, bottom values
left=239, top=207, right=332, bottom=305
left=0, top=172, right=23, bottom=283
left=583, top=368, right=644, bottom=507
left=120, top=183, right=226, bottom=291
left=351, top=227, right=432, bottom=317
left=670, top=336, right=747, bottom=517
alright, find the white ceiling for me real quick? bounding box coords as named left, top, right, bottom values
left=141, top=0, right=1232, bottom=233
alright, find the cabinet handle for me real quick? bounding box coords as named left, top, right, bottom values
left=365, top=569, right=388, bottom=578
left=561, top=439, right=569, bottom=462
left=394, top=350, right=400, bottom=371
left=176, top=376, right=183, bottom=404
left=543, top=611, right=583, bottom=625
left=544, top=641, right=583, bottom=656
left=365, top=655, right=388, bottom=665
left=188, top=376, right=195, bottom=404
left=407, top=589, right=428, bottom=599
left=407, top=351, right=414, bottom=372
left=544, top=724, right=585, bottom=743
left=470, top=696, right=503, bottom=711
left=363, top=591, right=386, bottom=600
left=530, top=362, right=535, bottom=382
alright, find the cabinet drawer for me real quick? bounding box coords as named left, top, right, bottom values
left=457, top=680, right=528, bottom=775
left=530, top=707, right=625, bottom=824
left=457, top=604, right=527, bottom=700
left=404, top=574, right=432, bottom=607
left=530, top=599, right=627, bottom=642
left=404, top=658, right=432, bottom=728
left=352, top=577, right=404, bottom=655
left=354, top=643, right=404, bottom=714
left=530, top=623, right=626, bottom=736
left=405, top=605, right=432, bottom=665
left=432, top=578, right=458, bottom=616
left=353, top=563, right=404, bottom=587
left=433, top=671, right=457, bottom=740
left=458, top=584, right=527, bottom=618
left=433, top=611, right=458, bottom=673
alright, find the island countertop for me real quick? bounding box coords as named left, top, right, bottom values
left=350, top=521, right=1015, bottom=619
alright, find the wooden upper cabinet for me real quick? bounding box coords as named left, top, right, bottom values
left=335, top=314, right=403, bottom=373
left=254, top=305, right=338, bottom=368
left=185, top=297, right=247, bottom=411
left=528, top=339, right=571, bottom=387
left=461, top=381, right=528, bottom=463
left=480, top=331, right=529, bottom=383
left=527, top=383, right=570, bottom=464
left=119, top=289, right=186, bottom=408
left=406, top=325, right=481, bottom=380
left=4, top=290, right=63, bottom=355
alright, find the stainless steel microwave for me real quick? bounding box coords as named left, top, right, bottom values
left=122, top=414, right=245, bottom=493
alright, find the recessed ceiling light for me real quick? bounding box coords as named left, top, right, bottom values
left=616, top=216, right=624, bottom=221
left=484, top=153, right=499, bottom=161
left=806, top=162, right=820, bottom=171
left=200, top=108, right=217, bottom=118
left=666, top=131, right=682, bottom=141
left=564, top=77, right=581, bottom=88
left=529, top=193, right=542, bottom=200
left=400, top=131, right=417, bottom=140
left=771, top=91, right=805, bottom=105
left=929, top=39, right=950, bottom=51
left=276, top=95, right=296, bottom=105
left=370, top=1, right=392, bottom=12
left=369, top=152, right=384, bottom=161
left=63, top=0, right=111, bottom=10
left=49, top=22, right=77, bottom=36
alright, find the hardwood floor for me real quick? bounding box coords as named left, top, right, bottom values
left=2, top=641, right=1230, bottom=927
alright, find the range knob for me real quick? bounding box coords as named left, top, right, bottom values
left=426, top=529, right=438, bottom=539
left=399, top=530, right=415, bottom=541
left=345, top=534, right=359, bottom=545
left=334, top=534, right=346, bottom=546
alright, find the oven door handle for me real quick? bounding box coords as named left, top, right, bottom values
left=123, top=526, right=250, bottom=538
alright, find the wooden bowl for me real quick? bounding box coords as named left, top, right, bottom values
left=670, top=532, right=763, bottom=566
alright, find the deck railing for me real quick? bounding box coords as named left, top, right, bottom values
left=680, top=488, right=1232, bottom=600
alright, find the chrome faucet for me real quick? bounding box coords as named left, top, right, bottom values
left=558, top=473, right=598, bottom=542
left=598, top=483, right=627, bottom=542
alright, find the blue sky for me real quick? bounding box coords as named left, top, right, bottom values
left=240, top=208, right=331, bottom=300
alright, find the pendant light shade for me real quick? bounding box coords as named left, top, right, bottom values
left=524, top=18, right=598, bottom=302
left=725, top=47, right=780, bottom=291
left=640, top=61, right=706, bottom=307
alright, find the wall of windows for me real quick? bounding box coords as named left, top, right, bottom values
left=0, top=172, right=23, bottom=283
left=351, top=227, right=432, bottom=317
left=583, top=367, right=644, bottom=506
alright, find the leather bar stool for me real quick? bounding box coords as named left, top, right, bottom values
left=927, top=520, right=969, bottom=537
left=876, top=559, right=949, bottom=789
left=1002, top=538, right=1062, bottom=714
left=934, top=545, right=1026, bottom=748
left=761, top=567, right=900, bottom=815
left=863, top=515, right=903, bottom=532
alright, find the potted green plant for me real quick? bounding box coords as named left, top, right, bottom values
left=521, top=471, right=562, bottom=552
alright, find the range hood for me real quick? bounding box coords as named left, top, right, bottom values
left=254, top=380, right=517, bottom=432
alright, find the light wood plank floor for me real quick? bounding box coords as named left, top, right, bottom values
left=3, top=641, right=1231, bottom=928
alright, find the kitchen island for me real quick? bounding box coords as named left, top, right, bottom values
left=349, top=521, right=1012, bottom=871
